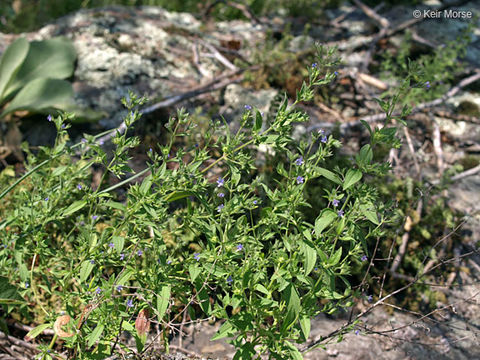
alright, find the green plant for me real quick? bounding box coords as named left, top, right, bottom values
left=0, top=37, right=76, bottom=119
left=0, top=46, right=415, bottom=359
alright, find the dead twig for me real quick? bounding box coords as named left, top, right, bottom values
left=432, top=120, right=445, bottom=175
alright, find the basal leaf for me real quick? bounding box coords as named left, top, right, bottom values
left=0, top=37, right=29, bottom=101
left=1, top=78, right=74, bottom=118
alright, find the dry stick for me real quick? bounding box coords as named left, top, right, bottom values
left=0, top=331, right=41, bottom=354
left=431, top=164, right=480, bottom=185
left=307, top=70, right=480, bottom=134
left=351, top=0, right=390, bottom=28
left=432, top=120, right=445, bottom=175
left=200, top=40, right=238, bottom=71
left=192, top=43, right=210, bottom=78
left=403, top=126, right=421, bottom=177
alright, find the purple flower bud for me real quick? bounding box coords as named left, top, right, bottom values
left=253, top=200, right=258, bottom=205
left=321, top=135, right=327, bottom=143
left=25, top=282, right=29, bottom=288
left=244, top=104, right=252, bottom=111
left=217, top=204, right=224, bottom=212
left=120, top=253, right=125, bottom=260
left=81, top=138, right=87, bottom=143
left=236, top=244, right=243, bottom=251
left=216, top=177, right=224, bottom=187
left=296, top=176, right=304, bottom=184
left=218, top=192, right=225, bottom=198
left=295, top=157, right=304, bottom=166
left=109, top=242, right=114, bottom=248
left=425, top=81, right=430, bottom=89
left=355, top=330, right=360, bottom=335
left=311, top=63, right=318, bottom=68
left=167, top=260, right=172, bottom=264
left=44, top=197, right=49, bottom=201
left=337, top=210, right=344, bottom=217
left=361, top=255, right=368, bottom=262
left=92, top=215, right=98, bottom=221
left=126, top=299, right=134, bottom=308
left=334, top=71, right=338, bottom=76
left=227, top=276, right=233, bottom=284
left=332, top=199, right=340, bottom=207
left=137, top=250, right=143, bottom=256
left=116, top=285, right=123, bottom=291
left=194, top=253, right=200, bottom=261
left=90, top=259, right=95, bottom=264
left=95, top=287, right=102, bottom=295
left=367, top=295, right=373, bottom=302
left=61, top=124, right=66, bottom=129
left=77, top=184, right=82, bottom=190
left=47, top=115, right=53, bottom=122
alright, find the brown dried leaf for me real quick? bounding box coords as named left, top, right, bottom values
left=135, top=308, right=150, bottom=336
left=54, top=315, right=75, bottom=338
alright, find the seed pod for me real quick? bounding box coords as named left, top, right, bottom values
left=135, top=308, right=150, bottom=337
left=54, top=315, right=75, bottom=338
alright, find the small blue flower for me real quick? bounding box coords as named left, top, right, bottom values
left=227, top=276, right=233, bottom=284
left=126, top=299, right=134, bottom=308
left=321, top=135, right=328, bottom=143
left=311, top=63, right=318, bottom=68
left=253, top=200, right=258, bottom=205
left=244, top=104, right=252, bottom=111
left=95, top=287, right=102, bottom=295
left=25, top=282, right=29, bottom=289
left=425, top=81, right=430, bottom=89
left=149, top=147, right=152, bottom=153
left=167, top=260, right=172, bottom=264
left=314, top=267, right=318, bottom=272
left=61, top=124, right=66, bottom=129
left=367, top=295, right=373, bottom=302
left=77, top=184, right=82, bottom=190
left=295, top=157, right=304, bottom=166
left=332, top=199, right=340, bottom=207
left=194, top=253, right=200, bottom=261
left=79, top=221, right=85, bottom=226
left=98, top=139, right=105, bottom=145
left=120, top=253, right=125, bottom=260
left=318, top=129, right=325, bottom=135
left=81, top=138, right=87, bottom=143
left=218, top=192, right=225, bottom=198
left=337, top=210, right=344, bottom=217
left=92, top=215, right=98, bottom=221
left=44, top=197, right=49, bottom=201
left=216, top=177, right=224, bottom=187
left=90, top=259, right=95, bottom=265
left=355, top=330, right=360, bottom=335
left=137, top=250, right=143, bottom=256
left=217, top=204, right=224, bottom=212
left=109, top=242, right=115, bottom=248
left=47, top=115, right=53, bottom=122
left=236, top=244, right=243, bottom=251
left=296, top=176, right=304, bottom=184
left=334, top=71, right=338, bottom=76
left=116, top=285, right=123, bottom=291
left=361, top=255, right=368, bottom=262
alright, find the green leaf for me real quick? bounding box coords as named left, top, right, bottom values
left=1, top=78, right=74, bottom=117
left=254, top=109, right=263, bottom=131
left=315, top=167, right=342, bottom=185
left=112, top=236, right=125, bottom=254
left=26, top=323, right=51, bottom=339
left=314, top=209, right=336, bottom=236
left=62, top=200, right=87, bottom=217
left=254, top=284, right=269, bottom=295
left=0, top=37, right=29, bottom=101
left=281, top=283, right=300, bottom=333
left=156, top=285, right=170, bottom=321
left=343, top=169, right=362, bottom=190
left=211, top=321, right=236, bottom=341
left=0, top=277, right=25, bottom=305
left=299, top=316, right=311, bottom=341
left=285, top=340, right=304, bottom=360
left=87, top=324, right=104, bottom=348
left=189, top=265, right=200, bottom=283
left=79, top=260, right=95, bottom=283
left=116, top=269, right=133, bottom=286
left=360, top=203, right=379, bottom=225
left=302, top=243, right=316, bottom=276
left=3, top=37, right=76, bottom=99
left=105, top=201, right=126, bottom=211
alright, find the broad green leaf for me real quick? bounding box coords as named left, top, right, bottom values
left=105, top=201, right=126, bottom=211
left=254, top=284, right=269, bottom=295
left=0, top=277, right=25, bottom=305
left=330, top=247, right=342, bottom=266
left=189, top=264, right=200, bottom=283
left=254, top=109, right=263, bottom=131
left=314, top=209, right=336, bottom=236
left=116, top=269, right=133, bottom=286
left=87, top=324, right=104, bottom=348
left=1, top=78, right=74, bottom=117
left=3, top=37, right=76, bottom=99
left=285, top=340, right=303, bottom=360
left=62, top=200, right=87, bottom=217
left=211, top=320, right=236, bottom=341
left=281, top=283, right=300, bottom=333
left=360, top=203, right=379, bottom=225
left=79, top=260, right=95, bottom=283
left=315, top=167, right=342, bottom=185
left=0, top=37, right=29, bottom=101
left=112, top=236, right=125, bottom=254
left=26, top=323, right=51, bottom=339
left=303, top=243, right=317, bottom=276
left=156, top=285, right=170, bottom=321
left=299, top=316, right=311, bottom=341
left=343, top=169, right=362, bottom=190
